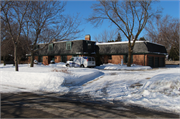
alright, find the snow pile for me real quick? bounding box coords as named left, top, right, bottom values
left=0, top=64, right=102, bottom=93
left=1, top=63, right=180, bottom=114
left=129, top=73, right=180, bottom=114
left=96, top=63, right=151, bottom=70
left=142, top=73, right=180, bottom=97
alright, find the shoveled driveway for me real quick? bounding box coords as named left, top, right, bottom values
left=1, top=92, right=179, bottom=118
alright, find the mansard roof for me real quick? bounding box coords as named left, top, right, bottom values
left=96, top=41, right=167, bottom=55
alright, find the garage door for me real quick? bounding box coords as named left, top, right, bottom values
left=154, top=57, right=159, bottom=67
left=148, top=56, right=154, bottom=67
left=159, top=57, right=165, bottom=67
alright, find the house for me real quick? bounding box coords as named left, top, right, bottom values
left=96, top=41, right=167, bottom=67
left=29, top=35, right=96, bottom=65
left=28, top=35, right=167, bottom=67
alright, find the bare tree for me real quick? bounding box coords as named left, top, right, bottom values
left=1, top=39, right=14, bottom=65
left=145, top=15, right=179, bottom=58
left=88, top=0, right=158, bottom=66
left=1, top=36, right=31, bottom=65
left=1, top=1, right=30, bottom=71
left=94, top=29, right=118, bottom=42
left=115, top=32, right=122, bottom=42
left=22, top=1, right=82, bottom=67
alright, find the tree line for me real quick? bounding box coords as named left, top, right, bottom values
left=1, top=1, right=82, bottom=71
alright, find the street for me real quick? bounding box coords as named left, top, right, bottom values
left=1, top=92, right=179, bottom=118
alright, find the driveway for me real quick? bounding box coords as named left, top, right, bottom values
left=1, top=92, right=179, bottom=118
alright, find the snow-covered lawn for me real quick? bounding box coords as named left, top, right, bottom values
left=0, top=63, right=180, bottom=114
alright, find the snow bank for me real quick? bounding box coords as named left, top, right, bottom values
left=1, top=63, right=180, bottom=114
left=0, top=64, right=103, bottom=93
left=129, top=73, right=180, bottom=114
left=142, top=73, right=180, bottom=97
left=96, top=63, right=151, bottom=70
left=0, top=71, right=69, bottom=93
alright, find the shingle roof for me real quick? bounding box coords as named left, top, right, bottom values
left=96, top=41, right=167, bottom=55
left=35, top=40, right=96, bottom=55
left=35, top=40, right=167, bottom=56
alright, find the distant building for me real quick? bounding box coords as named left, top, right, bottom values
left=28, top=35, right=167, bottom=67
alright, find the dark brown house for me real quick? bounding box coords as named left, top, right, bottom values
left=28, top=35, right=167, bottom=67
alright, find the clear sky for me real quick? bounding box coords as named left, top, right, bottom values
left=64, top=0, right=180, bottom=41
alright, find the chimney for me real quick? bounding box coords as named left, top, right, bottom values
left=52, top=39, right=56, bottom=42
left=85, top=35, right=91, bottom=41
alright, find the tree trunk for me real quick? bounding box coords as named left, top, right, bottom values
left=3, top=56, right=6, bottom=66
left=18, top=57, right=21, bottom=64
left=127, top=47, right=132, bottom=67
left=30, top=52, right=34, bottom=67
left=14, top=44, right=19, bottom=71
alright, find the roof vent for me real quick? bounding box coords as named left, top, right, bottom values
left=52, top=39, right=56, bottom=42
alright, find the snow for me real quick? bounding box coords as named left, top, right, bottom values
left=0, top=63, right=180, bottom=114
left=96, top=40, right=165, bottom=47
left=96, top=63, right=152, bottom=70
left=96, top=41, right=144, bottom=45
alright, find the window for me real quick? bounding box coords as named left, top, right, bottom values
left=86, top=41, right=92, bottom=51
left=108, top=55, right=112, bottom=60
left=66, top=41, right=72, bottom=50
left=48, top=43, right=54, bottom=51
left=88, top=43, right=91, bottom=50
left=69, top=58, right=74, bottom=61
left=88, top=57, right=92, bottom=61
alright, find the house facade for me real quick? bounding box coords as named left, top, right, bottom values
left=97, top=41, right=167, bottom=67
left=28, top=35, right=167, bottom=67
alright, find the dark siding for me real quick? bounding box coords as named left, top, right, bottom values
left=123, top=55, right=128, bottom=63
left=148, top=56, right=154, bottom=67
left=154, top=57, right=159, bottom=67
left=83, top=41, right=96, bottom=53
left=36, top=40, right=85, bottom=55
left=38, top=56, right=43, bottom=62
left=36, top=40, right=96, bottom=56
left=61, top=55, right=67, bottom=63
left=145, top=42, right=167, bottom=54
left=159, top=57, right=165, bottom=67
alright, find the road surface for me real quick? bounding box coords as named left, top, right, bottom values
left=1, top=92, right=179, bottom=118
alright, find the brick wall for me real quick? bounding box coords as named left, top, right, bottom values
left=67, top=55, right=73, bottom=61
left=43, top=56, right=48, bottom=65
left=28, top=56, right=38, bottom=64
left=133, top=55, right=145, bottom=66
left=34, top=56, right=38, bottom=61
left=55, top=56, right=61, bottom=63
left=112, top=55, right=124, bottom=64
left=28, top=56, right=31, bottom=63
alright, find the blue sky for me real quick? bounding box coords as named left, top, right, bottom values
left=65, top=1, right=180, bottom=41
